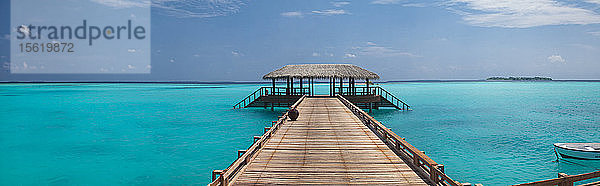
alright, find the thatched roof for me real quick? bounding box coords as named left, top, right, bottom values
left=263, top=64, right=380, bottom=80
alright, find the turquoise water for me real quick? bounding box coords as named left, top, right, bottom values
left=0, top=82, right=599, bottom=185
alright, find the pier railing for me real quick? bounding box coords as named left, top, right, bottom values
left=233, top=87, right=310, bottom=109
left=376, top=87, right=411, bottom=110
left=212, top=95, right=307, bottom=186
left=338, top=95, right=461, bottom=186
left=513, top=171, right=600, bottom=186
left=334, top=87, right=411, bottom=110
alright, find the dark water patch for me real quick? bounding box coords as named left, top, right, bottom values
left=0, top=94, right=21, bottom=96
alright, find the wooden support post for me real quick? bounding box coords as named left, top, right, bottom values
left=272, top=79, right=275, bottom=95
left=558, top=173, right=573, bottom=186
left=352, top=78, right=356, bottom=95
left=413, top=155, right=420, bottom=166
left=238, top=150, right=246, bottom=158
left=300, top=77, right=303, bottom=95
left=286, top=77, right=290, bottom=95
left=253, top=136, right=260, bottom=143
left=430, top=165, right=439, bottom=185
left=212, top=169, right=224, bottom=182
left=366, top=78, right=370, bottom=95
left=339, top=77, right=343, bottom=95
left=290, top=77, right=294, bottom=95
left=332, top=77, right=336, bottom=96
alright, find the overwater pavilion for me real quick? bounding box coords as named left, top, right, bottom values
left=233, top=64, right=410, bottom=111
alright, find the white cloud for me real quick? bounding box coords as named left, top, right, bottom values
left=366, top=41, right=377, bottom=46
left=586, top=0, right=600, bottom=4
left=353, top=45, right=420, bottom=58
left=371, top=0, right=401, bottom=5
left=152, top=0, right=247, bottom=18
left=146, top=64, right=152, bottom=69
left=231, top=51, right=244, bottom=56
left=193, top=54, right=201, bottom=57
left=127, top=64, right=136, bottom=69
left=169, top=58, right=175, bottom=63
left=281, top=11, right=303, bottom=18
left=312, top=9, right=349, bottom=15
left=344, top=53, right=357, bottom=58
left=90, top=0, right=150, bottom=8
left=450, top=0, right=600, bottom=28
left=1, top=34, right=9, bottom=40
left=332, top=2, right=350, bottom=7
left=127, top=49, right=136, bottom=53
left=403, top=3, right=426, bottom=7
left=312, top=52, right=321, bottom=57
left=92, top=0, right=247, bottom=18
left=547, top=55, right=566, bottom=63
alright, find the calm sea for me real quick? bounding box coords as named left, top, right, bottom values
left=0, top=82, right=598, bottom=185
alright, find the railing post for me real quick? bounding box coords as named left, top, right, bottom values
left=558, top=173, right=573, bottom=186
left=238, top=150, right=246, bottom=158
left=413, top=154, right=420, bottom=166
left=430, top=165, right=439, bottom=185
left=212, top=169, right=226, bottom=186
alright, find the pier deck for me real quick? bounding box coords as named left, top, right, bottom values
left=231, top=97, right=427, bottom=185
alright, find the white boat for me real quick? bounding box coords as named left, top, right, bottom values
left=554, top=143, right=600, bottom=160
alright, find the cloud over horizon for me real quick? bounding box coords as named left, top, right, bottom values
left=449, top=0, right=600, bottom=28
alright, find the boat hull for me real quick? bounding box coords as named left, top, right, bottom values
left=554, top=144, right=600, bottom=160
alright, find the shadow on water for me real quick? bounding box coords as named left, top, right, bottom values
left=556, top=158, right=600, bottom=184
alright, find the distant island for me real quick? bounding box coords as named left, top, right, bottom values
left=486, top=76, right=552, bottom=81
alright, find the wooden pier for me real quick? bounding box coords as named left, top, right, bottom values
left=211, top=96, right=461, bottom=185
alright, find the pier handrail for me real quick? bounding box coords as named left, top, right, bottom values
left=338, top=95, right=461, bottom=186
left=211, top=95, right=307, bottom=186
left=233, top=87, right=311, bottom=109
left=375, top=87, right=411, bottom=110
left=513, top=171, right=600, bottom=186
left=333, top=86, right=411, bottom=110
left=233, top=87, right=267, bottom=109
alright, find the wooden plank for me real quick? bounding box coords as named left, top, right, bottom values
left=230, top=97, right=429, bottom=185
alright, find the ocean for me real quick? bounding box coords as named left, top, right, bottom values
left=0, top=82, right=598, bottom=185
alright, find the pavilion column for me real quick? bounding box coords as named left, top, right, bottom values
left=291, top=77, right=294, bottom=95
left=272, top=79, right=275, bottom=95
left=339, top=77, right=343, bottom=95
left=332, top=77, right=336, bottom=96
left=286, top=77, right=290, bottom=95
left=366, top=78, right=370, bottom=95
left=300, top=77, right=303, bottom=95
left=351, top=78, right=355, bottom=95
left=353, top=78, right=356, bottom=95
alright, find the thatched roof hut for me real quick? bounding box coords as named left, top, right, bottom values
left=263, top=64, right=380, bottom=80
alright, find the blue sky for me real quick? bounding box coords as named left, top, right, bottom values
left=1, top=0, right=600, bottom=81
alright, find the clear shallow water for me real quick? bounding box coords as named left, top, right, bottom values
left=0, top=82, right=598, bottom=185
